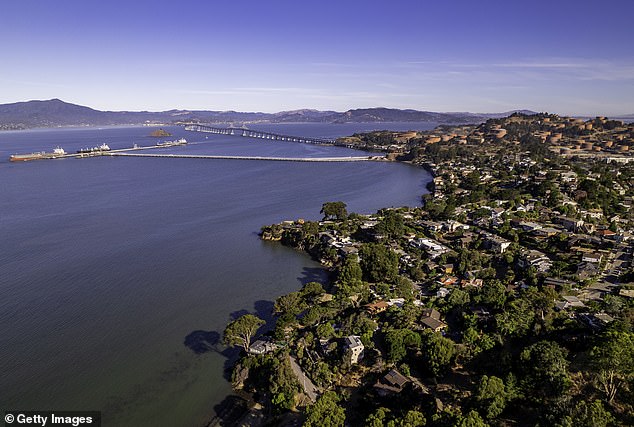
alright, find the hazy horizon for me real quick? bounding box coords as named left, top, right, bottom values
left=1, top=0, right=633, bottom=116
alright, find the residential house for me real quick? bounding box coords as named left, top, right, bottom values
left=518, top=250, right=552, bottom=272
left=619, top=289, right=634, bottom=299
left=581, top=252, right=603, bottom=264
left=543, top=277, right=574, bottom=291
left=418, top=220, right=443, bottom=233
left=555, top=296, right=586, bottom=311
left=445, top=220, right=469, bottom=233
left=388, top=298, right=405, bottom=308
left=249, top=339, right=279, bottom=355
left=483, top=234, right=512, bottom=254
left=515, top=221, right=543, bottom=232
left=436, top=287, right=450, bottom=298
left=557, top=216, right=584, bottom=232
left=421, top=307, right=441, bottom=320
left=461, top=278, right=484, bottom=289
left=374, top=369, right=410, bottom=395
left=420, top=316, right=447, bottom=332
left=365, top=301, right=389, bottom=315
left=344, top=335, right=364, bottom=365
left=532, top=227, right=560, bottom=238
left=437, top=276, right=459, bottom=287
left=410, top=238, right=450, bottom=259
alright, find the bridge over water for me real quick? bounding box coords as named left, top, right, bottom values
left=184, top=124, right=336, bottom=145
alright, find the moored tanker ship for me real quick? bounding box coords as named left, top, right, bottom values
left=10, top=147, right=66, bottom=162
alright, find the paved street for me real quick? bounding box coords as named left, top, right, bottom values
left=288, top=355, right=320, bottom=403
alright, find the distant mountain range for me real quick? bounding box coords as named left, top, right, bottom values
left=0, top=99, right=539, bottom=130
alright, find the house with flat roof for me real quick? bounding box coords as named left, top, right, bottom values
left=344, top=335, right=364, bottom=364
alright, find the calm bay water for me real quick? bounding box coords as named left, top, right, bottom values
left=0, top=123, right=434, bottom=426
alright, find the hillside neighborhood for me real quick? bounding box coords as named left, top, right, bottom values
left=224, top=113, right=634, bottom=427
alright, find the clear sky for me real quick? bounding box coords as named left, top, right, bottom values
left=1, top=0, right=633, bottom=115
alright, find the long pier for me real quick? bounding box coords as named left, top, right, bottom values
left=184, top=124, right=336, bottom=145
left=106, top=152, right=379, bottom=162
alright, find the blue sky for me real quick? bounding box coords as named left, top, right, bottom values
left=1, top=0, right=633, bottom=115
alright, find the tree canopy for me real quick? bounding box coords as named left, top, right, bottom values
left=303, top=391, right=346, bottom=427
left=589, top=331, right=634, bottom=403
left=223, top=314, right=265, bottom=352
left=320, top=201, right=348, bottom=220
left=359, top=243, right=399, bottom=283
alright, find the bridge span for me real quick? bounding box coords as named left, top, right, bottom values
left=107, top=152, right=381, bottom=162
left=184, top=124, right=336, bottom=145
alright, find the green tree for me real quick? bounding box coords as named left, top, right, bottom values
left=320, top=201, right=348, bottom=220
left=268, top=354, right=301, bottom=412
left=385, top=328, right=421, bottom=363
left=523, top=286, right=558, bottom=322
left=447, top=288, right=471, bottom=308
left=274, top=291, right=306, bottom=317
left=359, top=243, right=399, bottom=283
left=376, top=210, right=405, bottom=240
left=398, top=410, right=426, bottom=427
left=395, top=276, right=415, bottom=301
left=366, top=408, right=390, bottom=427
left=495, top=299, right=535, bottom=337
left=475, top=375, right=508, bottom=420
left=300, top=281, right=325, bottom=302
left=478, top=280, right=507, bottom=310
left=316, top=322, right=336, bottom=340
left=303, top=391, right=346, bottom=427
left=223, top=314, right=265, bottom=352
left=340, top=312, right=377, bottom=338
left=457, top=410, right=488, bottom=427
left=337, top=255, right=367, bottom=297
left=310, top=361, right=334, bottom=387
left=570, top=400, right=615, bottom=427
left=520, top=340, right=571, bottom=399
left=589, top=331, right=634, bottom=404
left=462, top=327, right=495, bottom=359
left=462, top=170, right=481, bottom=190
left=421, top=330, right=456, bottom=377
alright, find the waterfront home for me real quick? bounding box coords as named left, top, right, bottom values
left=249, top=339, right=279, bottom=355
